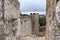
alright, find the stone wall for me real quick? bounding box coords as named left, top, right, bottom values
left=46, top=0, right=60, bottom=40
left=20, top=13, right=40, bottom=37
left=20, top=16, right=32, bottom=37
left=46, top=0, right=56, bottom=40
left=0, top=0, right=21, bottom=40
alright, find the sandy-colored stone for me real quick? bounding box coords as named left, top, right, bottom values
left=46, top=0, right=60, bottom=40
left=30, top=13, right=40, bottom=36
left=0, top=0, right=21, bottom=40
left=17, top=36, right=46, bottom=40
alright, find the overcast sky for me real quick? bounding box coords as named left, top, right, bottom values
left=19, top=0, right=46, bottom=14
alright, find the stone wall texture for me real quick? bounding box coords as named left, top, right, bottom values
left=20, top=16, right=32, bottom=37
left=20, top=13, right=40, bottom=37
left=0, top=0, right=21, bottom=40
left=46, top=0, right=60, bottom=40
left=30, top=13, right=40, bottom=36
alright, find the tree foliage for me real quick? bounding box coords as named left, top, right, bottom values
left=20, top=14, right=29, bottom=16
left=39, top=15, right=46, bottom=26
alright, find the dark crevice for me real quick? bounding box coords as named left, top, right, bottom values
left=56, top=0, right=59, bottom=3
left=1, top=0, right=5, bottom=22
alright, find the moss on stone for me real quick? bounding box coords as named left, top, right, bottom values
left=57, top=23, right=60, bottom=30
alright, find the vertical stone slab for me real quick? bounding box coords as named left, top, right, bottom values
left=0, top=0, right=21, bottom=40
left=46, top=0, right=56, bottom=40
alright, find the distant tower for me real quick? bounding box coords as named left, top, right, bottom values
left=30, top=13, right=40, bottom=36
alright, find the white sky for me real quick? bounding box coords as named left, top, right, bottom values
left=18, top=0, right=46, bottom=14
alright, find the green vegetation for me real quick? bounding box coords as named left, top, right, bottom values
left=39, top=15, right=46, bottom=26
left=21, top=14, right=46, bottom=26
left=20, top=14, right=29, bottom=16
left=57, top=23, right=60, bottom=30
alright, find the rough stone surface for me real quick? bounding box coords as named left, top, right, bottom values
left=46, top=0, right=56, bottom=40
left=46, top=0, right=60, bottom=40
left=0, top=0, right=21, bottom=40
left=20, top=16, right=32, bottom=37
left=20, top=13, right=40, bottom=37
left=17, top=36, right=46, bottom=40
left=4, top=0, right=20, bottom=20
left=30, top=13, right=40, bottom=36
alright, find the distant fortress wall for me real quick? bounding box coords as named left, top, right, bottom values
left=20, top=13, right=41, bottom=37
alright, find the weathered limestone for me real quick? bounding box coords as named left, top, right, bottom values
left=0, top=0, right=6, bottom=40
left=4, top=0, right=20, bottom=19
left=46, top=0, right=56, bottom=40
left=30, top=13, right=40, bottom=36
left=0, top=0, right=21, bottom=40
left=20, top=13, right=40, bottom=37
left=20, top=16, right=32, bottom=36
left=16, top=36, right=46, bottom=40
left=46, top=0, right=60, bottom=40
